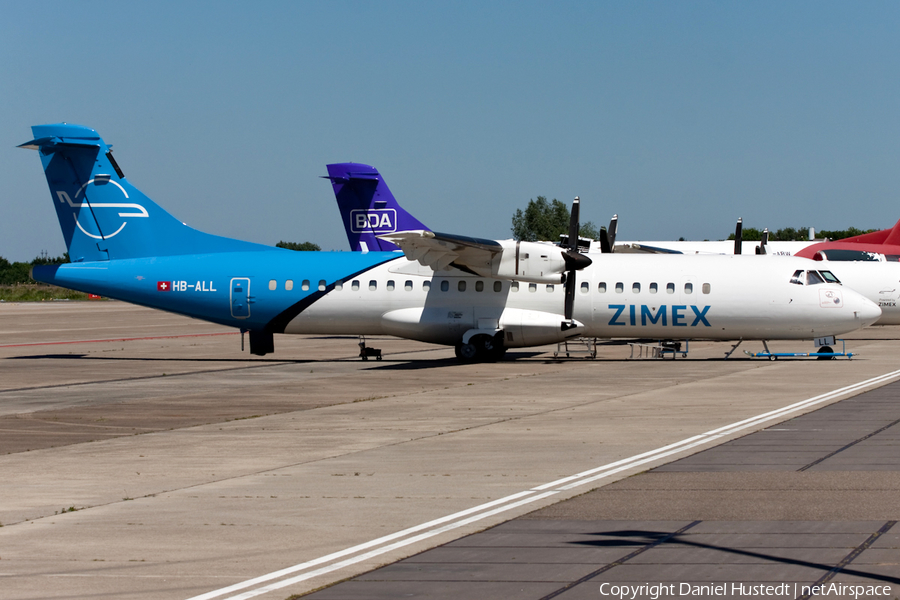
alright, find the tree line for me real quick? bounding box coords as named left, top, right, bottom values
left=0, top=254, right=69, bottom=285
left=511, top=197, right=878, bottom=243
left=726, top=226, right=877, bottom=242
left=511, top=196, right=601, bottom=242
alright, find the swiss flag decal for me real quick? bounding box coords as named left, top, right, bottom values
left=157, top=281, right=171, bottom=292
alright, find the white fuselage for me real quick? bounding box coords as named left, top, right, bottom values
left=286, top=254, right=880, bottom=347
left=607, top=240, right=815, bottom=256
left=590, top=239, right=900, bottom=325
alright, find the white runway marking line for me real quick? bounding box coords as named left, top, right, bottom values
left=186, top=368, right=900, bottom=600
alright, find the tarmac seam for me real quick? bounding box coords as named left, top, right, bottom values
left=795, top=520, right=897, bottom=600
left=797, top=416, right=900, bottom=471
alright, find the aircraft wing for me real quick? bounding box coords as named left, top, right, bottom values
left=378, top=230, right=502, bottom=273
left=616, top=243, right=684, bottom=255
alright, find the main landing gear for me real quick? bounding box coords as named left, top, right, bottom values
left=455, top=333, right=507, bottom=363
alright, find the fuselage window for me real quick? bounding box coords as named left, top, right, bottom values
left=458, top=280, right=467, bottom=292
left=819, top=270, right=841, bottom=284
left=615, top=282, right=624, bottom=293
left=369, top=280, right=377, bottom=291
left=666, top=283, right=675, bottom=294
left=511, top=281, right=520, bottom=292
left=580, top=281, right=589, bottom=293
left=405, top=280, right=413, bottom=291
left=702, top=283, right=711, bottom=294
left=386, top=280, right=395, bottom=291
left=807, top=270, right=825, bottom=285
left=684, top=283, right=693, bottom=294
left=423, top=280, right=431, bottom=291
left=632, top=282, right=640, bottom=294
left=649, top=282, right=658, bottom=294
left=598, top=282, right=607, bottom=293
left=285, top=280, right=294, bottom=291
left=269, top=279, right=277, bottom=291
left=440, top=280, right=449, bottom=292
left=494, top=281, right=502, bottom=292
left=790, top=270, right=804, bottom=285
left=351, top=280, right=360, bottom=291
left=301, top=279, right=310, bottom=291
left=546, top=284, right=554, bottom=292
left=529, top=283, right=537, bottom=292
left=475, top=280, right=484, bottom=292
left=319, top=280, right=326, bottom=291
left=335, top=280, right=343, bottom=291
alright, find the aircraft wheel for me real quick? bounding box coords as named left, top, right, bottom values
left=817, top=346, right=834, bottom=360
left=457, top=342, right=478, bottom=362
left=474, top=334, right=506, bottom=362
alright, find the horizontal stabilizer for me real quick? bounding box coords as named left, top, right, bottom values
left=322, top=171, right=380, bottom=183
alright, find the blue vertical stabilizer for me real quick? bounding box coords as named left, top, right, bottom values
left=324, top=163, right=429, bottom=252
left=20, top=123, right=268, bottom=262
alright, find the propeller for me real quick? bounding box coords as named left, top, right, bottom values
left=734, top=218, right=743, bottom=255
left=563, top=197, right=593, bottom=321
left=599, top=214, right=618, bottom=253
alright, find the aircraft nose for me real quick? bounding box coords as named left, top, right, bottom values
left=850, top=292, right=882, bottom=327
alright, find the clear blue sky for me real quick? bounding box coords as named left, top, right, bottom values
left=3, top=1, right=900, bottom=261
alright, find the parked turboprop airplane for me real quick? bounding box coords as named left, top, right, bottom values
left=21, top=125, right=879, bottom=361
left=325, top=171, right=816, bottom=257
left=328, top=163, right=900, bottom=328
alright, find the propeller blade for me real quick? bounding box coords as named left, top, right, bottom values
left=756, top=227, right=769, bottom=255
left=599, top=228, right=611, bottom=253
left=734, top=218, right=743, bottom=255
left=607, top=214, right=618, bottom=249
left=564, top=271, right=576, bottom=320
left=568, top=197, right=580, bottom=252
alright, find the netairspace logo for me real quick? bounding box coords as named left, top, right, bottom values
left=597, top=582, right=893, bottom=599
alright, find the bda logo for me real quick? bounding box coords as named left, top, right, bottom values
left=350, top=209, right=397, bottom=234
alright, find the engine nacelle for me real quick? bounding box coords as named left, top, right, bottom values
left=469, top=240, right=567, bottom=284
left=499, top=308, right=585, bottom=347
left=381, top=307, right=585, bottom=349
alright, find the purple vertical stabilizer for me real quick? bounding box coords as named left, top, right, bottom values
left=324, top=163, right=430, bottom=252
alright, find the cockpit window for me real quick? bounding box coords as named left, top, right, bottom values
left=806, top=270, right=825, bottom=285
left=819, top=270, right=841, bottom=284
left=790, top=270, right=804, bottom=285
